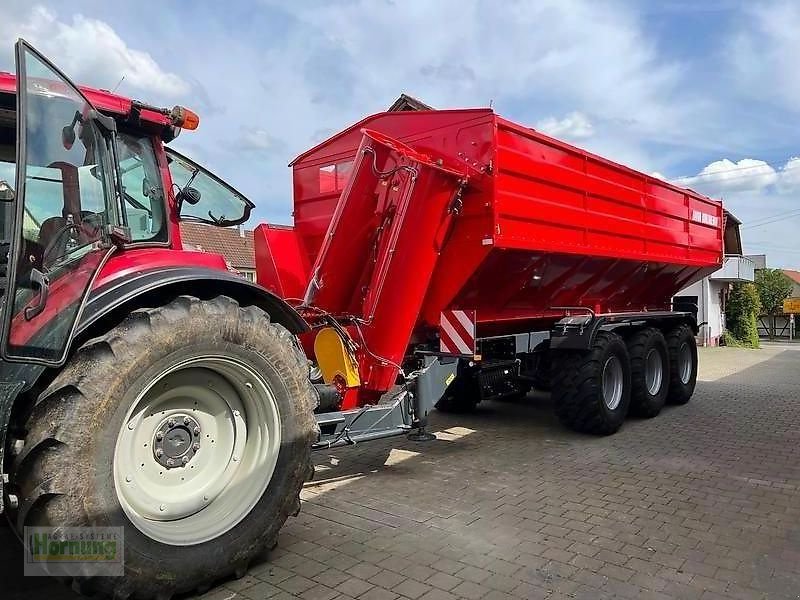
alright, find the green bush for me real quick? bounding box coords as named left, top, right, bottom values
left=726, top=282, right=761, bottom=348
left=722, top=331, right=741, bottom=348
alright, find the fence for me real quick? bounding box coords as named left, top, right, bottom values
left=758, top=314, right=796, bottom=340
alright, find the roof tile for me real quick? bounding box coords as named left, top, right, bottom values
left=180, top=222, right=255, bottom=269
left=782, top=269, right=800, bottom=286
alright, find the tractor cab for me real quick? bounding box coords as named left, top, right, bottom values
left=0, top=40, right=253, bottom=367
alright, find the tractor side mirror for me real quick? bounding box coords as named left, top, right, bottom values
left=177, top=186, right=201, bottom=209
left=62, top=124, right=76, bottom=150
left=61, top=110, right=82, bottom=150
left=0, top=180, right=15, bottom=202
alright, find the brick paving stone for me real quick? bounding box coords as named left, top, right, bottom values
left=335, top=578, right=374, bottom=598
left=4, top=347, right=800, bottom=600
left=392, top=578, right=431, bottom=599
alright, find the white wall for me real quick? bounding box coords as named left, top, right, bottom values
left=676, top=278, right=725, bottom=346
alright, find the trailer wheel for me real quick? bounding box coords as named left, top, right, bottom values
left=552, top=332, right=631, bottom=435
left=626, top=328, right=669, bottom=418
left=666, top=324, right=698, bottom=405
left=9, top=295, right=318, bottom=600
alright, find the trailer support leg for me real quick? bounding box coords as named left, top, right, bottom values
left=407, top=355, right=458, bottom=442
left=407, top=388, right=436, bottom=442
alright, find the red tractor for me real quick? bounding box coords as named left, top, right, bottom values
left=0, top=40, right=728, bottom=599
left=1, top=41, right=318, bottom=598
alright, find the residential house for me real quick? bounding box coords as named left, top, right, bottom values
left=674, top=210, right=755, bottom=346
left=781, top=270, right=800, bottom=298
left=180, top=222, right=257, bottom=282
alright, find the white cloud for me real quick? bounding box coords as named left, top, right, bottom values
left=670, top=156, right=800, bottom=268
left=535, top=112, right=593, bottom=140
left=650, top=171, right=667, bottom=180
left=0, top=5, right=188, bottom=99
left=675, top=158, right=778, bottom=193
left=238, top=128, right=281, bottom=153
left=272, top=0, right=706, bottom=151
left=675, top=156, right=800, bottom=195
left=730, top=1, right=800, bottom=112
left=776, top=156, right=800, bottom=192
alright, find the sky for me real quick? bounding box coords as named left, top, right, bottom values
left=0, top=0, right=798, bottom=268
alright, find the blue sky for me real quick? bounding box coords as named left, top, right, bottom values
left=1, top=0, right=798, bottom=267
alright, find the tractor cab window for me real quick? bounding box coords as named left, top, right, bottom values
left=18, top=91, right=111, bottom=271
left=2, top=40, right=120, bottom=366
left=117, top=133, right=167, bottom=242
left=167, top=149, right=254, bottom=227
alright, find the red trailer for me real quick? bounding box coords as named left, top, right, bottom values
left=256, top=107, right=725, bottom=437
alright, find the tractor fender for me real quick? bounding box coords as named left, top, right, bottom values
left=0, top=267, right=308, bottom=512
left=78, top=266, right=310, bottom=338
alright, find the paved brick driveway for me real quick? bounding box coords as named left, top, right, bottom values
left=4, top=345, right=800, bottom=600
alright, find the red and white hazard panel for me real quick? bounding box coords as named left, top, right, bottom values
left=439, top=309, right=476, bottom=355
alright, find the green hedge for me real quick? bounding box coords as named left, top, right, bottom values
left=725, top=282, right=761, bottom=349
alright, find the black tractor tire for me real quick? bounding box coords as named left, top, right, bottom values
left=666, top=323, right=698, bottom=405
left=552, top=331, right=631, bottom=435
left=626, top=328, right=669, bottom=418
left=8, top=295, right=318, bottom=600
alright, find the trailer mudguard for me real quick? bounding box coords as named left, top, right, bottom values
left=549, top=311, right=697, bottom=351
left=0, top=266, right=308, bottom=512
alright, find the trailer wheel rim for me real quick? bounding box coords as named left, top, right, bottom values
left=645, top=348, right=664, bottom=396
left=602, top=356, right=624, bottom=410
left=113, top=355, right=282, bottom=546
left=678, top=342, right=693, bottom=384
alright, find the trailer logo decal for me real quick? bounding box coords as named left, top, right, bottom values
left=691, top=210, right=720, bottom=227
left=440, top=310, right=476, bottom=355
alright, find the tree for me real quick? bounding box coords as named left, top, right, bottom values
left=725, top=282, right=761, bottom=348
left=755, top=269, right=793, bottom=315
left=755, top=269, right=793, bottom=340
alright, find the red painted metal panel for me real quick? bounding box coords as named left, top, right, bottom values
left=304, top=130, right=466, bottom=400
left=0, top=72, right=170, bottom=126
left=254, top=224, right=309, bottom=299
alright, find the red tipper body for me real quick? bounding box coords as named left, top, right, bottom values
left=255, top=108, right=724, bottom=406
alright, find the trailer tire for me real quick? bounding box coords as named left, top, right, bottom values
left=8, top=295, right=318, bottom=600
left=552, top=331, right=631, bottom=435
left=626, top=328, right=669, bottom=418
left=666, top=324, right=698, bottom=405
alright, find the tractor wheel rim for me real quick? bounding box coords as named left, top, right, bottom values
left=113, top=355, right=281, bottom=546
left=602, top=356, right=624, bottom=410
left=678, top=342, right=692, bottom=384
left=645, top=348, right=663, bottom=396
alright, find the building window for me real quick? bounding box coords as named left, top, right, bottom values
left=241, top=270, right=256, bottom=282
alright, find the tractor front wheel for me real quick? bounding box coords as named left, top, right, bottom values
left=9, top=295, right=318, bottom=599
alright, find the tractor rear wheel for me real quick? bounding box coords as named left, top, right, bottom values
left=552, top=332, right=631, bottom=435
left=9, top=295, right=318, bottom=599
